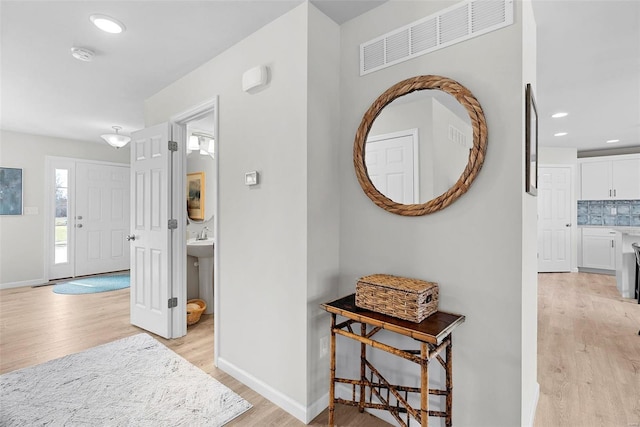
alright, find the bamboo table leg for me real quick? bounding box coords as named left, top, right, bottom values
left=445, top=337, right=453, bottom=427
left=421, top=342, right=429, bottom=427
left=329, top=314, right=336, bottom=426
left=359, top=323, right=366, bottom=413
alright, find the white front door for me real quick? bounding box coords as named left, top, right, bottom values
left=75, top=162, right=130, bottom=276
left=538, top=166, right=572, bottom=272
left=365, top=130, right=419, bottom=204
left=129, top=123, right=174, bottom=339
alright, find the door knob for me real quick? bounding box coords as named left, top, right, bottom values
left=126, top=235, right=136, bottom=241
left=76, top=224, right=83, bottom=228
left=565, top=223, right=572, bottom=227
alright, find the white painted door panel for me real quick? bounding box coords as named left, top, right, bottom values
left=611, top=158, right=640, bottom=199
left=538, top=167, right=572, bottom=272
left=75, top=163, right=130, bottom=276
left=365, top=131, right=418, bottom=204
left=580, top=161, right=610, bottom=200
left=130, top=123, right=173, bottom=339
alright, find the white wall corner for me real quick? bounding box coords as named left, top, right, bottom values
left=217, top=357, right=308, bottom=423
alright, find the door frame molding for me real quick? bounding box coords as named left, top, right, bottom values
left=44, top=156, right=129, bottom=282
left=170, top=96, right=219, bottom=360
left=538, top=163, right=577, bottom=272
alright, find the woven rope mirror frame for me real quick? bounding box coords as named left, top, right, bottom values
left=353, top=75, right=488, bottom=216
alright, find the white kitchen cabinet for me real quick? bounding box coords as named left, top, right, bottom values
left=581, top=227, right=616, bottom=270
left=579, top=154, right=640, bottom=200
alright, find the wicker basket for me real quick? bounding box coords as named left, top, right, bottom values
left=186, top=299, right=206, bottom=325
left=356, top=274, right=439, bottom=323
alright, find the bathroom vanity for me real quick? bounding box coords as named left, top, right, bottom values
left=187, top=237, right=214, bottom=314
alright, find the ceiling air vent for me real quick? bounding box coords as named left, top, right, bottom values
left=360, top=0, right=513, bottom=76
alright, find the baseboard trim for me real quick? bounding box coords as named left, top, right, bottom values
left=0, top=278, right=45, bottom=290
left=307, top=392, right=329, bottom=423
left=527, top=382, right=540, bottom=427
left=217, top=357, right=308, bottom=424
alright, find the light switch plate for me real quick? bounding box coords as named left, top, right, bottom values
left=244, top=171, right=258, bottom=186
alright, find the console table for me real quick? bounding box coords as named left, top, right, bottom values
left=321, top=294, right=465, bottom=427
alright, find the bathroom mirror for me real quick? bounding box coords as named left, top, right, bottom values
left=187, top=130, right=215, bottom=222
left=354, top=75, right=487, bottom=216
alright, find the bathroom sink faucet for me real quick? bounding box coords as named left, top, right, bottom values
left=197, top=227, right=210, bottom=240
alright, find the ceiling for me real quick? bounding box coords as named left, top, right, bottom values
left=1, top=0, right=638, bottom=152
left=532, top=0, right=640, bottom=152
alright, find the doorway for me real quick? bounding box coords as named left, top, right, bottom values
left=46, top=157, right=130, bottom=281
left=537, top=165, right=573, bottom=272
left=171, top=97, right=219, bottom=362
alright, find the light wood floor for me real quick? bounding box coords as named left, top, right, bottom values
left=1, top=273, right=638, bottom=426
left=535, top=272, right=640, bottom=427
left=0, top=283, right=386, bottom=426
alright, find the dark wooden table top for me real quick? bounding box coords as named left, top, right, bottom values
left=321, top=294, right=465, bottom=345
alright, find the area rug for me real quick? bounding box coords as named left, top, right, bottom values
left=0, top=334, right=252, bottom=426
left=53, top=273, right=130, bottom=294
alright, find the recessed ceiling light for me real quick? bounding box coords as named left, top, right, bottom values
left=70, top=47, right=94, bottom=62
left=90, top=14, right=126, bottom=34
left=551, top=112, right=568, bottom=118
left=554, top=132, right=568, bottom=137
left=606, top=139, right=620, bottom=144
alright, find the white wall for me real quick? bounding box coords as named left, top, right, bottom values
left=0, top=130, right=129, bottom=288
left=145, top=3, right=340, bottom=421
left=521, top=1, right=539, bottom=425
left=306, top=3, right=341, bottom=413
left=338, top=2, right=536, bottom=426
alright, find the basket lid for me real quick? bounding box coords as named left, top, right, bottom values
left=358, top=274, right=437, bottom=293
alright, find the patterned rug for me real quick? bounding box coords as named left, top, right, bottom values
left=53, top=273, right=130, bottom=294
left=0, top=334, right=252, bottom=426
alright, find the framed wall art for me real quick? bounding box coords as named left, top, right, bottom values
left=187, top=171, right=205, bottom=221
left=525, top=83, right=538, bottom=196
left=0, top=167, right=23, bottom=215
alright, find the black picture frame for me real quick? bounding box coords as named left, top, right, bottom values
left=525, top=83, right=538, bottom=196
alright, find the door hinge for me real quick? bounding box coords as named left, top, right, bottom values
left=168, top=219, right=178, bottom=229
left=168, top=297, right=178, bottom=308
left=168, top=140, right=178, bottom=152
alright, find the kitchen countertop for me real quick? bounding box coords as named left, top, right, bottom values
left=578, top=225, right=640, bottom=234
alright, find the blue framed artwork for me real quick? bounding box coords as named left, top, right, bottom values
left=0, top=167, right=23, bottom=215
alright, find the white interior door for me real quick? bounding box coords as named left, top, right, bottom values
left=538, top=166, right=572, bottom=272
left=75, top=162, right=130, bottom=276
left=365, top=130, right=418, bottom=204
left=129, top=123, right=174, bottom=339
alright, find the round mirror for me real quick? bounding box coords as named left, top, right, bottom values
left=354, top=75, right=487, bottom=216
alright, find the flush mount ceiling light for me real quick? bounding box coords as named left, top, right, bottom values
left=71, top=47, right=94, bottom=62
left=606, top=139, right=620, bottom=144
left=551, top=112, right=568, bottom=118
left=90, top=14, right=126, bottom=34
left=554, top=132, right=568, bottom=137
left=101, top=126, right=131, bottom=148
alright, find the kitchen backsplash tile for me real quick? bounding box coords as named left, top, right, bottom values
left=577, top=200, right=640, bottom=226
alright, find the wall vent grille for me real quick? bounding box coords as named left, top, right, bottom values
left=360, top=0, right=513, bottom=75
left=449, top=124, right=469, bottom=148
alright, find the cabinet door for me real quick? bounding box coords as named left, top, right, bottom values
left=582, top=230, right=616, bottom=270
left=581, top=161, right=611, bottom=200
left=611, top=157, right=640, bottom=199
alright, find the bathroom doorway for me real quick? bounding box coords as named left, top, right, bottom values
left=171, top=97, right=220, bottom=364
